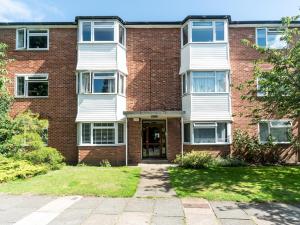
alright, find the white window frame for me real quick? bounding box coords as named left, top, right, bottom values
left=118, top=72, right=126, bottom=96
left=182, top=20, right=227, bottom=46
left=191, top=71, right=229, bottom=94
left=79, top=122, right=125, bottom=146
left=15, top=73, right=49, bottom=98
left=16, top=28, right=26, bottom=50
left=255, top=28, right=286, bottom=49
left=184, top=122, right=231, bottom=145
left=258, top=120, right=292, bottom=144
left=118, top=23, right=126, bottom=47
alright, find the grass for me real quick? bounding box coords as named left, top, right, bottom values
left=0, top=156, right=47, bottom=183
left=169, top=166, right=300, bottom=203
left=0, top=166, right=141, bottom=197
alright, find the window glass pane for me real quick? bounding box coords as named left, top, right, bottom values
left=193, top=22, right=212, bottom=26
left=193, top=72, right=215, bottom=92
left=216, top=72, right=226, bottom=92
left=119, top=25, right=125, bottom=45
left=217, top=123, right=227, bottom=142
left=82, top=123, right=91, bottom=144
left=94, top=73, right=114, bottom=77
left=28, top=30, right=47, bottom=33
left=182, top=74, right=186, bottom=94
left=41, top=128, right=48, bottom=145
left=81, top=73, right=90, bottom=93
left=119, top=75, right=125, bottom=94
left=182, top=25, right=188, bottom=45
left=270, top=121, right=291, bottom=127
left=82, top=22, right=91, bottom=41
left=257, top=28, right=266, bottom=47
left=27, top=81, right=48, bottom=96
left=93, top=79, right=115, bottom=93
left=93, top=128, right=115, bottom=144
left=259, top=122, right=269, bottom=142
left=192, top=28, right=213, bottom=42
left=194, top=128, right=215, bottom=143
left=270, top=127, right=290, bottom=142
left=184, top=123, right=190, bottom=142
left=29, top=35, right=47, bottom=49
left=17, top=29, right=25, bottom=49
left=267, top=30, right=286, bottom=49
left=17, top=77, right=25, bottom=96
left=118, top=123, right=124, bottom=143
left=94, top=28, right=114, bottom=41
left=216, top=22, right=225, bottom=41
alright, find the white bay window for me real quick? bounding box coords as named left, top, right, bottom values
left=78, top=72, right=125, bottom=95
left=80, top=122, right=125, bottom=145
left=184, top=122, right=230, bottom=144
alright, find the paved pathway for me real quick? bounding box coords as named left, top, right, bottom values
left=0, top=165, right=299, bottom=225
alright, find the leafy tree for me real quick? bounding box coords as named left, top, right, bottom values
left=238, top=16, right=300, bottom=120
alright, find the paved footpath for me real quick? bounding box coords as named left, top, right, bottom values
left=0, top=164, right=299, bottom=225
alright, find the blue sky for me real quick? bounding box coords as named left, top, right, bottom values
left=0, top=0, right=299, bottom=22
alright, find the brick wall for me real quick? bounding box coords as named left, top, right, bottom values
left=0, top=28, right=78, bottom=164
left=78, top=146, right=126, bottom=166
left=126, top=28, right=181, bottom=111
left=167, top=118, right=182, bottom=161
left=127, top=118, right=142, bottom=165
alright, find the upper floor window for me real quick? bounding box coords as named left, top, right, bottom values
left=259, top=120, right=292, bottom=143
left=16, top=28, right=49, bottom=50
left=192, top=71, right=228, bottom=93
left=80, top=21, right=125, bottom=46
left=191, top=21, right=225, bottom=43
left=256, top=28, right=286, bottom=49
left=182, top=25, right=189, bottom=45
left=16, top=74, right=48, bottom=97
left=78, top=71, right=125, bottom=95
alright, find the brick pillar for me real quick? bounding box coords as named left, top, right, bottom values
left=127, top=118, right=142, bottom=165
left=167, top=118, right=181, bottom=162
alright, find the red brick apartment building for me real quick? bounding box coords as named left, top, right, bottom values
left=0, top=15, right=298, bottom=165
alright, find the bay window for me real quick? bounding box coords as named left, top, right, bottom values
left=256, top=28, right=286, bottom=49
left=80, top=122, right=125, bottom=145
left=78, top=72, right=125, bottom=94
left=259, top=121, right=292, bottom=143
left=16, top=28, right=49, bottom=50
left=184, top=122, right=229, bottom=144
left=192, top=71, right=227, bottom=93
left=16, top=74, right=48, bottom=97
left=80, top=21, right=125, bottom=45
left=190, top=21, right=225, bottom=43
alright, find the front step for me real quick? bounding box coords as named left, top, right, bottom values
left=140, top=159, right=170, bottom=164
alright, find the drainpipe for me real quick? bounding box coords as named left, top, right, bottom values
left=181, top=116, right=184, bottom=165
left=125, top=117, right=128, bottom=166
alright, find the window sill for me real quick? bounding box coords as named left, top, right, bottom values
left=15, top=48, right=49, bottom=51
left=78, top=144, right=125, bottom=147
left=259, top=142, right=291, bottom=145
left=181, top=42, right=228, bottom=48
left=15, top=96, right=49, bottom=99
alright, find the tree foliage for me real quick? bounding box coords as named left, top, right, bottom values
left=238, top=15, right=300, bottom=120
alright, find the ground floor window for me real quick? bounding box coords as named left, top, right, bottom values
left=184, top=122, right=229, bottom=144
left=259, top=120, right=292, bottom=143
left=16, top=74, right=48, bottom=97
left=80, top=122, right=125, bottom=145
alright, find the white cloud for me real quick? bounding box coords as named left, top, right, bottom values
left=0, top=0, right=63, bottom=22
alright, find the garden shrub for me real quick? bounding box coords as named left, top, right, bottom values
left=232, top=129, right=281, bottom=164
left=22, top=147, right=65, bottom=170
left=99, top=159, right=111, bottom=167
left=175, top=151, right=214, bottom=169
left=213, top=157, right=247, bottom=167
left=0, top=155, right=47, bottom=183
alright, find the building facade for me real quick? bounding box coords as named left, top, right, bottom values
left=0, top=15, right=298, bottom=165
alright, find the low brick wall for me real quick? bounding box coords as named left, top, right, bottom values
left=78, top=146, right=126, bottom=166
left=183, top=144, right=230, bottom=157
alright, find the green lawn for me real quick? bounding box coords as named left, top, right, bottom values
left=169, top=166, right=300, bottom=203
left=0, top=166, right=140, bottom=197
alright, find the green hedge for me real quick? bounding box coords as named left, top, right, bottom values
left=0, top=155, right=47, bottom=183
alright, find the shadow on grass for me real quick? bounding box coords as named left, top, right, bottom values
left=169, top=166, right=300, bottom=203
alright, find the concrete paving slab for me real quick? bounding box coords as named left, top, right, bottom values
left=184, top=212, right=219, bottom=225
left=94, top=198, right=127, bottom=215
left=210, top=201, right=250, bottom=220
left=0, top=195, right=29, bottom=210
left=48, top=208, right=93, bottom=225
left=220, top=218, right=256, bottom=225
left=117, top=212, right=152, bottom=225
left=154, top=198, right=184, bottom=217
left=82, top=214, right=119, bottom=225
left=0, top=208, right=36, bottom=224
left=151, top=216, right=185, bottom=225
left=69, top=197, right=102, bottom=209
left=125, top=198, right=155, bottom=212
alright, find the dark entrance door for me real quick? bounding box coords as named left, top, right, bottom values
left=142, top=120, right=167, bottom=159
